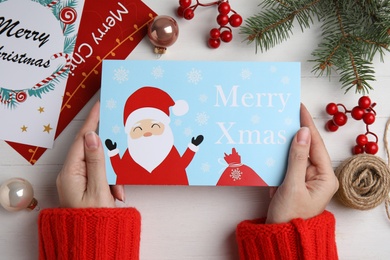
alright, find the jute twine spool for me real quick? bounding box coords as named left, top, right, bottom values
left=335, top=154, right=390, bottom=213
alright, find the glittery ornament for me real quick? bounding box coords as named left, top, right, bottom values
left=0, top=178, right=39, bottom=212
left=147, top=15, right=179, bottom=55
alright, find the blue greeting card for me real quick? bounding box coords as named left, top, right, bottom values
left=99, top=60, right=300, bottom=186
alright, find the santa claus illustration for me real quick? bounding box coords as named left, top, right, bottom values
left=105, top=86, right=204, bottom=185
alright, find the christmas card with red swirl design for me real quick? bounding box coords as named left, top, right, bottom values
left=100, top=60, right=301, bottom=186
left=1, top=0, right=156, bottom=160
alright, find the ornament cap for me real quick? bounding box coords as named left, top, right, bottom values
left=154, top=46, right=167, bottom=54
left=27, top=197, right=39, bottom=211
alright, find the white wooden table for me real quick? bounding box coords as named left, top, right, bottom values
left=1, top=1, right=390, bottom=259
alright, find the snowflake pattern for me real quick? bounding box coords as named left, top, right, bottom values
left=199, top=94, right=208, bottom=103
left=112, top=125, right=121, bottom=134
left=174, top=119, right=183, bottom=126
left=113, top=66, right=129, bottom=84
left=201, top=162, right=210, bottom=173
left=241, top=68, right=252, bottom=80
left=195, top=112, right=209, bottom=126
left=152, top=66, right=164, bottom=79
left=251, top=114, right=260, bottom=124
left=106, top=98, right=117, bottom=110
left=284, top=117, right=293, bottom=126
left=281, top=76, right=290, bottom=85
left=184, top=127, right=193, bottom=137
left=187, top=68, right=202, bottom=84
left=230, top=168, right=242, bottom=181
left=265, top=157, right=276, bottom=167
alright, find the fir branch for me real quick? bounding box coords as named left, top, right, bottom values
left=64, top=34, right=77, bottom=54
left=242, top=0, right=389, bottom=93
left=63, top=23, right=76, bottom=36
left=28, top=83, right=55, bottom=98
left=241, top=0, right=322, bottom=52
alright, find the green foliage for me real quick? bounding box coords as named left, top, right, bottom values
left=241, top=0, right=390, bottom=94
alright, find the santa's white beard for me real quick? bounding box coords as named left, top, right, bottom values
left=127, top=127, right=174, bottom=173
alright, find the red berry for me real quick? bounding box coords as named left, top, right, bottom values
left=356, top=134, right=368, bottom=146
left=333, top=112, right=348, bottom=126
left=218, top=2, right=231, bottom=15
left=208, top=38, right=221, bottom=48
left=365, top=142, right=378, bottom=154
left=220, top=30, right=232, bottom=42
left=217, top=14, right=229, bottom=26
left=325, top=120, right=339, bottom=132
left=363, top=112, right=375, bottom=125
left=179, top=0, right=192, bottom=8
left=209, top=28, right=220, bottom=39
left=229, top=14, right=243, bottom=27
left=351, top=106, right=365, bottom=120
left=353, top=145, right=365, bottom=155
left=183, top=8, right=194, bottom=20
left=325, top=103, right=338, bottom=115
left=358, top=96, right=371, bottom=109
left=177, top=6, right=185, bottom=17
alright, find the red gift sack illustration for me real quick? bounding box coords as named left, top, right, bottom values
left=216, top=148, right=268, bottom=186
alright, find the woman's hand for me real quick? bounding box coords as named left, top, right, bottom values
left=266, top=104, right=339, bottom=224
left=56, top=101, right=124, bottom=208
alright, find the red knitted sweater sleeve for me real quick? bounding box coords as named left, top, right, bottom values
left=236, top=210, right=338, bottom=260
left=38, top=208, right=141, bottom=260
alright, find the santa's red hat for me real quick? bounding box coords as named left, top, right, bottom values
left=124, top=86, right=188, bottom=133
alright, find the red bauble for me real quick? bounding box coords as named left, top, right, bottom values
left=218, top=2, right=231, bottom=15
left=325, top=103, right=338, bottom=115
left=208, top=38, right=221, bottom=48
left=325, top=120, right=339, bottom=132
left=358, top=96, right=371, bottom=109
left=217, top=14, right=229, bottom=26
left=365, top=142, right=378, bottom=154
left=229, top=14, right=242, bottom=27
left=333, top=112, right=347, bottom=126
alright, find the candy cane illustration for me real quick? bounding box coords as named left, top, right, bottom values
left=46, top=1, right=59, bottom=8
left=32, top=52, right=71, bottom=90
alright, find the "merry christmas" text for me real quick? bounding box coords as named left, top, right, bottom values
left=69, top=2, right=129, bottom=74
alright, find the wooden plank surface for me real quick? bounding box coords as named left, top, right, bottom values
left=1, top=1, right=390, bottom=259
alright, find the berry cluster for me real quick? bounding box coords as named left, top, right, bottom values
left=325, top=96, right=378, bottom=155
left=177, top=0, right=242, bottom=48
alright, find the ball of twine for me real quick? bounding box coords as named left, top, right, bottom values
left=335, top=154, right=390, bottom=213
